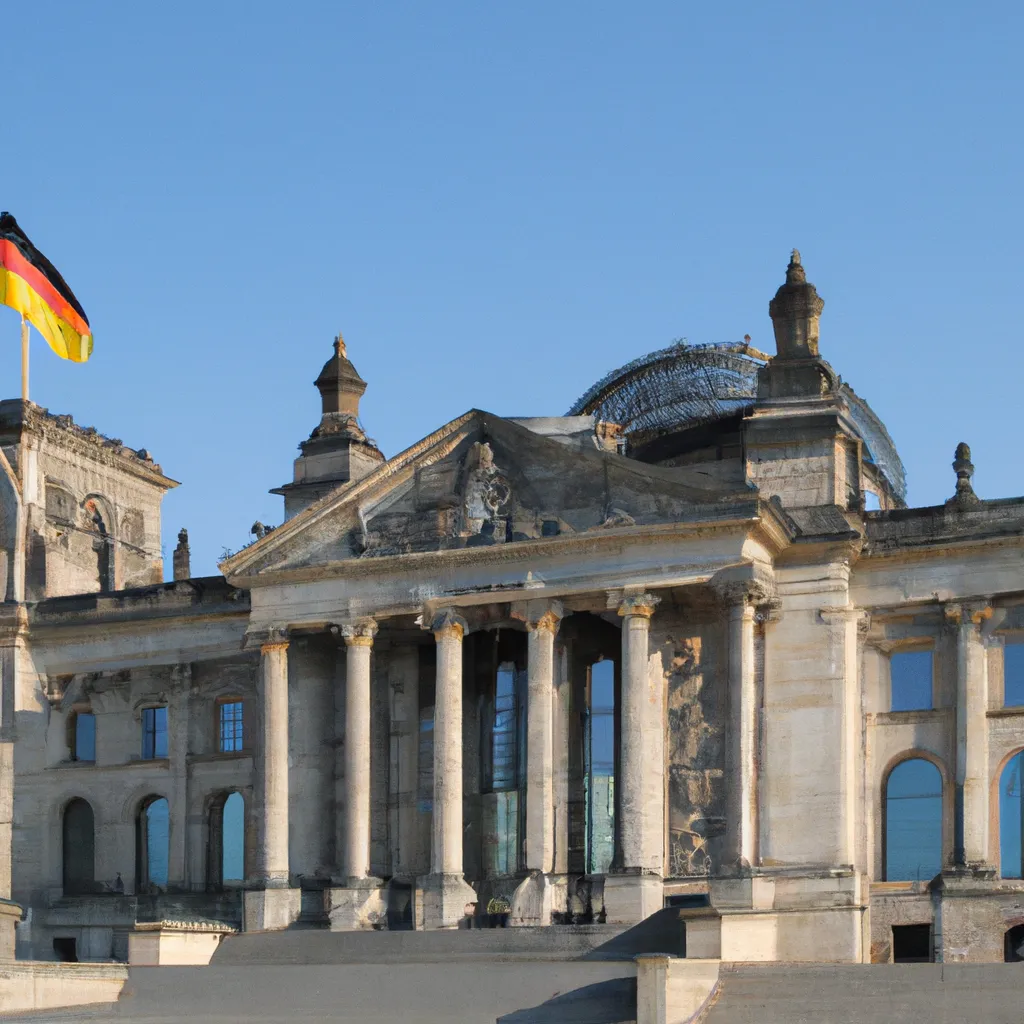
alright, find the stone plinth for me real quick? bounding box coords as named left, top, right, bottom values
left=603, top=872, right=664, bottom=926
left=0, top=899, right=21, bottom=961
left=243, top=888, right=300, bottom=932
left=419, top=873, right=477, bottom=930
left=328, top=882, right=388, bottom=931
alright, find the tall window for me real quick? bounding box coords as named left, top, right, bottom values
left=209, top=791, right=245, bottom=889
left=62, top=798, right=95, bottom=895
left=1000, top=752, right=1024, bottom=879
left=586, top=659, right=615, bottom=874
left=71, top=712, right=96, bottom=762
left=890, top=650, right=933, bottom=711
left=141, top=706, right=168, bottom=759
left=218, top=700, right=244, bottom=752
left=137, top=796, right=170, bottom=891
left=483, top=663, right=525, bottom=877
left=1005, top=643, right=1024, bottom=707
left=885, top=758, right=942, bottom=881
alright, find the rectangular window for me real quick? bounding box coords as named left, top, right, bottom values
left=1005, top=643, right=1024, bottom=707
left=141, top=706, right=168, bottom=759
left=490, top=665, right=519, bottom=792
left=218, top=701, right=244, bottom=752
left=890, top=650, right=933, bottom=711
left=73, top=713, right=95, bottom=762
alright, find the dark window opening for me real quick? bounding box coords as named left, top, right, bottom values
left=141, top=706, right=168, bottom=759
left=70, top=712, right=95, bottom=762
left=1005, top=924, right=1024, bottom=962
left=1005, top=644, right=1024, bottom=708
left=885, top=758, right=942, bottom=881
left=892, top=924, right=932, bottom=962
left=218, top=701, right=244, bottom=753
left=208, top=791, right=245, bottom=889
left=62, top=798, right=95, bottom=895
left=52, top=937, right=78, bottom=962
left=890, top=650, right=933, bottom=711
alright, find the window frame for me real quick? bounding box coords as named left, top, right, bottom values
left=67, top=707, right=96, bottom=763
left=888, top=646, right=935, bottom=712
left=216, top=698, right=245, bottom=754
left=141, top=705, right=169, bottom=760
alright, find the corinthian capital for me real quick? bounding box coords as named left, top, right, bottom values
left=617, top=592, right=660, bottom=620
left=429, top=609, right=468, bottom=641
left=511, top=598, right=564, bottom=634
left=341, top=619, right=378, bottom=647
left=944, top=601, right=993, bottom=629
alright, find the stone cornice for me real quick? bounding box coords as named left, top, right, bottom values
left=227, top=506, right=785, bottom=590
left=3, top=401, right=179, bottom=490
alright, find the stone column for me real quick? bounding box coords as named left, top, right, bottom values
left=510, top=601, right=563, bottom=926
left=243, top=630, right=299, bottom=931
left=167, top=664, right=191, bottom=890
left=947, top=602, right=992, bottom=870
left=725, top=593, right=757, bottom=871
left=390, top=646, right=422, bottom=878
left=605, top=591, right=662, bottom=924
left=341, top=620, right=377, bottom=881
left=421, top=609, right=476, bottom=928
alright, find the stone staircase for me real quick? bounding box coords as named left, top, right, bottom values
left=701, top=963, right=1024, bottom=1023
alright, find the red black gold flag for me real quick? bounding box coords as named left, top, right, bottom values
left=0, top=212, right=92, bottom=362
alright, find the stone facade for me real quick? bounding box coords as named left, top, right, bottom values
left=3, top=254, right=1024, bottom=965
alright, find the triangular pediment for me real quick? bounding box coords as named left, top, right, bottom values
left=221, top=410, right=755, bottom=579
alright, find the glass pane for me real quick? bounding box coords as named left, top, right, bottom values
left=885, top=759, right=942, bottom=881
left=591, top=660, right=614, bottom=710
left=891, top=651, right=933, bottom=711
left=488, top=791, right=519, bottom=877
left=75, top=714, right=96, bottom=762
left=222, top=793, right=245, bottom=883
left=417, top=708, right=434, bottom=813
left=1005, top=644, right=1024, bottom=707
left=154, top=707, right=168, bottom=758
left=1000, top=752, right=1024, bottom=879
left=589, top=775, right=615, bottom=874
left=219, top=702, right=244, bottom=752
left=145, top=798, right=170, bottom=888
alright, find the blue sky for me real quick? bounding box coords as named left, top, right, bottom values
left=4, top=2, right=1023, bottom=575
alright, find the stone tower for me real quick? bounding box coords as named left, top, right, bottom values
left=273, top=334, right=385, bottom=519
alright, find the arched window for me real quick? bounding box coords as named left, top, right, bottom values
left=586, top=658, right=616, bottom=874
left=62, top=798, right=95, bottom=895
left=208, top=791, right=245, bottom=889
left=137, top=797, right=170, bottom=892
left=1005, top=924, right=1024, bottom=962
left=885, top=758, right=943, bottom=881
left=999, top=752, right=1024, bottom=879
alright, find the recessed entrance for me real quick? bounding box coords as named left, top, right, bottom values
left=53, top=937, right=78, bottom=962
left=892, top=924, right=931, bottom=962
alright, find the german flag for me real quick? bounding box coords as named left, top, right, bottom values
left=0, top=212, right=92, bottom=362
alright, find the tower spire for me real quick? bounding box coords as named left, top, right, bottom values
left=769, top=249, right=824, bottom=359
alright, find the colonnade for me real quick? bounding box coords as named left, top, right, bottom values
left=247, top=590, right=706, bottom=930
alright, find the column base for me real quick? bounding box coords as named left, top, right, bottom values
left=328, top=879, right=388, bottom=931
left=603, top=872, right=664, bottom=926
left=242, top=888, right=300, bottom=932
left=510, top=871, right=555, bottom=927
left=419, top=873, right=477, bottom=930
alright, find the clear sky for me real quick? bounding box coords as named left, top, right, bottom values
left=4, top=2, right=1023, bottom=576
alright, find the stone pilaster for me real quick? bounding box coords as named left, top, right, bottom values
left=946, top=602, right=994, bottom=871
left=420, top=609, right=476, bottom=929
left=605, top=591, right=663, bottom=925
left=722, top=588, right=759, bottom=872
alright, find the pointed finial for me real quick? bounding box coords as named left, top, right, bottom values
left=334, top=331, right=347, bottom=357
left=946, top=442, right=981, bottom=510
left=791, top=248, right=801, bottom=266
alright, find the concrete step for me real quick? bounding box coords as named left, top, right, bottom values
left=10, top=962, right=638, bottom=1023
left=211, top=908, right=685, bottom=965
left=702, top=964, right=1024, bottom=1024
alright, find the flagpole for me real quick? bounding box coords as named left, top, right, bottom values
left=20, top=315, right=28, bottom=403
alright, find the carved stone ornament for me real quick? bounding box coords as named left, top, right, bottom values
left=944, top=602, right=993, bottom=629
left=256, top=627, right=290, bottom=654
left=617, top=592, right=661, bottom=619
left=341, top=619, right=378, bottom=646
left=430, top=609, right=468, bottom=641
left=945, top=442, right=981, bottom=510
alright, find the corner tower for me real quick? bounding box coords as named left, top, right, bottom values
left=744, top=252, right=873, bottom=510
left=273, top=334, right=385, bottom=519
